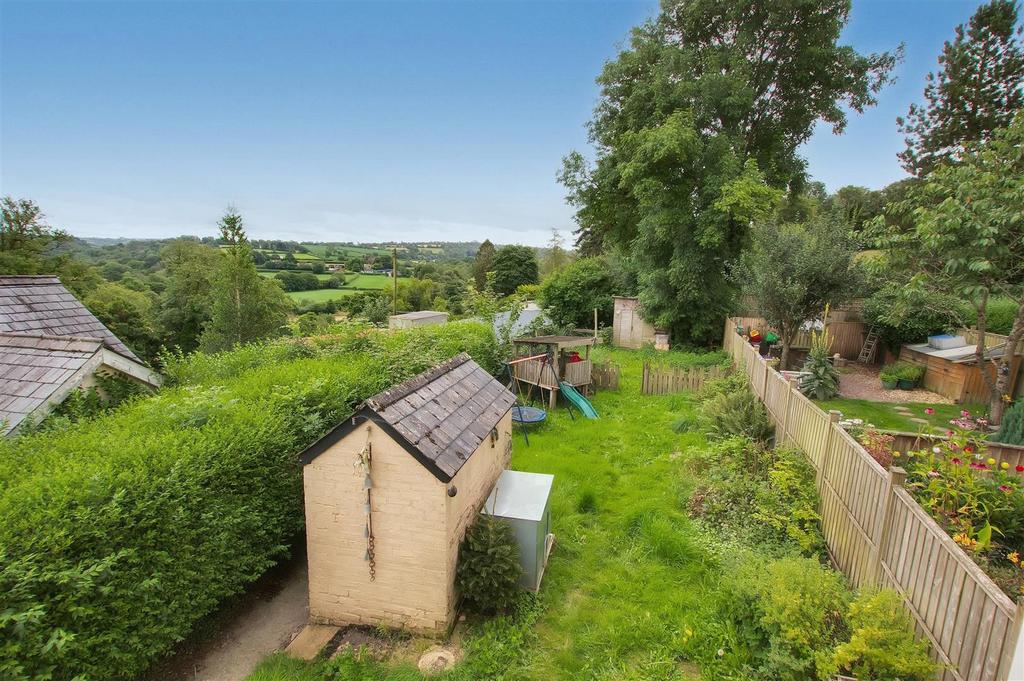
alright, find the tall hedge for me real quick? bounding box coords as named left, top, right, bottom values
left=0, top=321, right=499, bottom=680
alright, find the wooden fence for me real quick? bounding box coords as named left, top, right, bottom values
left=641, top=363, right=726, bottom=395
left=731, top=316, right=868, bottom=360
left=592, top=361, right=620, bottom=391
left=888, top=431, right=1024, bottom=478
left=724, top=319, right=1024, bottom=681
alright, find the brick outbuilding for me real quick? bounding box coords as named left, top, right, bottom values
left=298, top=353, right=515, bottom=632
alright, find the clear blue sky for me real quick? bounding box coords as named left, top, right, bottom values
left=0, top=1, right=990, bottom=246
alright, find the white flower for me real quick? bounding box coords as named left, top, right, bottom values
left=933, top=446, right=942, bottom=454
left=717, top=649, right=725, bottom=657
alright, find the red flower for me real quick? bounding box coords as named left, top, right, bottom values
left=964, top=446, right=974, bottom=454
left=1001, top=485, right=1013, bottom=493
left=951, top=458, right=963, bottom=465
left=1016, top=465, right=1024, bottom=472
left=925, top=408, right=935, bottom=415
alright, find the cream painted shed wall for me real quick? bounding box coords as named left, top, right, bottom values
left=612, top=297, right=657, bottom=349
left=303, top=409, right=512, bottom=632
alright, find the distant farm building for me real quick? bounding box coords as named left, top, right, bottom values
left=388, top=311, right=448, bottom=330
left=0, top=275, right=161, bottom=435
left=299, top=353, right=515, bottom=632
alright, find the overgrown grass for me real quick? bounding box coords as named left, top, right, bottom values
left=247, top=349, right=724, bottom=680
left=814, top=397, right=985, bottom=433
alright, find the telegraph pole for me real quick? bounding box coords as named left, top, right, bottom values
left=392, top=247, right=398, bottom=315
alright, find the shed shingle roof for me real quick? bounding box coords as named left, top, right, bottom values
left=0, top=275, right=141, bottom=362
left=299, top=353, right=515, bottom=481
left=0, top=333, right=103, bottom=434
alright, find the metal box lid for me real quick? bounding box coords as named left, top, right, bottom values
left=482, top=470, right=554, bottom=522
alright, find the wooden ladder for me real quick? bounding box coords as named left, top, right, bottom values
left=858, top=326, right=879, bottom=363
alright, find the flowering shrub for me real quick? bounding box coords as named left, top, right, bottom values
left=897, top=410, right=1024, bottom=597
left=859, top=429, right=895, bottom=469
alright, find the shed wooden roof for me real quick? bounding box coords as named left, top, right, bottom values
left=0, top=275, right=141, bottom=362
left=299, top=353, right=515, bottom=482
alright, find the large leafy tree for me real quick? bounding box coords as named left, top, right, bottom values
left=876, top=114, right=1024, bottom=423
left=489, top=245, right=539, bottom=296
left=740, top=216, right=862, bottom=369
left=471, top=239, right=496, bottom=291
left=0, top=197, right=70, bottom=274
left=898, top=0, right=1024, bottom=176
left=158, top=239, right=221, bottom=352
left=539, top=257, right=617, bottom=329
left=560, top=0, right=897, bottom=344
left=200, top=209, right=292, bottom=353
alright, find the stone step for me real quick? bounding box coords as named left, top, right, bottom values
left=285, top=624, right=340, bottom=661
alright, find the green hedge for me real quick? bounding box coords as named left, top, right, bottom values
left=0, top=321, right=499, bottom=680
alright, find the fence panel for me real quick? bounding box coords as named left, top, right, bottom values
left=640, top=363, right=726, bottom=395
left=722, top=317, right=1023, bottom=681
left=591, top=362, right=620, bottom=391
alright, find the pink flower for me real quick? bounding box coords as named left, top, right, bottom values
left=950, top=442, right=959, bottom=450
left=946, top=429, right=955, bottom=437
left=962, top=409, right=971, bottom=418
left=970, top=462, right=988, bottom=470
left=925, top=408, right=935, bottom=415
left=928, top=470, right=941, bottom=478
left=1000, top=485, right=1013, bottom=493
left=951, top=458, right=963, bottom=465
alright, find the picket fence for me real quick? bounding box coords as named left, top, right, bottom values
left=723, top=319, right=1024, bottom=681
left=641, top=363, right=726, bottom=395
left=592, top=361, right=621, bottom=391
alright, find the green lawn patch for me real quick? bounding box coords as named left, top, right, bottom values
left=259, top=271, right=335, bottom=281
left=814, top=397, right=985, bottom=433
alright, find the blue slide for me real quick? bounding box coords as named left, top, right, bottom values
left=559, top=381, right=599, bottom=419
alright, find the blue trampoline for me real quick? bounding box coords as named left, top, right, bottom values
left=511, top=405, right=547, bottom=445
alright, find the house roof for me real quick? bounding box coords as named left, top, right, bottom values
left=0, top=333, right=105, bottom=434
left=0, top=275, right=142, bottom=363
left=299, top=353, right=516, bottom=482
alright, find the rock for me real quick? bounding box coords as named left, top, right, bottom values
left=417, top=646, right=460, bottom=674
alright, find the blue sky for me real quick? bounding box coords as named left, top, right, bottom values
left=0, top=1, right=990, bottom=246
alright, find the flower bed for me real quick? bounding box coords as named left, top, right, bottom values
left=851, top=410, right=1024, bottom=598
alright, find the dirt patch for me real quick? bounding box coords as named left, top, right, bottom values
left=142, top=551, right=309, bottom=681
left=838, top=363, right=953, bottom=404
left=325, top=626, right=402, bottom=660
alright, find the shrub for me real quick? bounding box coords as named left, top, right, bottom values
left=0, top=321, right=499, bottom=680
left=694, top=375, right=774, bottom=443
left=864, top=284, right=969, bottom=351
left=879, top=362, right=900, bottom=383
left=753, top=448, right=824, bottom=555
left=729, top=557, right=850, bottom=681
left=896, top=362, right=925, bottom=382
left=538, top=257, right=615, bottom=328
left=991, top=399, right=1024, bottom=446
left=820, top=590, right=937, bottom=681
left=456, top=515, right=523, bottom=614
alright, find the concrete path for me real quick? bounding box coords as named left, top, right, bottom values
left=144, top=558, right=309, bottom=681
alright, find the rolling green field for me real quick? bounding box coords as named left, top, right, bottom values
left=254, top=249, right=322, bottom=262
left=286, top=289, right=360, bottom=302
left=300, top=243, right=389, bottom=258
left=258, top=271, right=335, bottom=281
left=344, top=274, right=393, bottom=289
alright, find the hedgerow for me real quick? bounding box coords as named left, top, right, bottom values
left=0, top=320, right=499, bottom=681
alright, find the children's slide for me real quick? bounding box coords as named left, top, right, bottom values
left=559, top=382, right=598, bottom=419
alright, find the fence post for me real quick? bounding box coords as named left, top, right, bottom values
left=780, top=378, right=796, bottom=446
left=641, top=362, right=649, bottom=395
left=870, top=466, right=906, bottom=586
left=1006, top=599, right=1024, bottom=680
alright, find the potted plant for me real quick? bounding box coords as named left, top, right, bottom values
left=880, top=364, right=899, bottom=390
left=896, top=362, right=925, bottom=390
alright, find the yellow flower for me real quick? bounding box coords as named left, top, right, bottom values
left=1002, top=462, right=1010, bottom=470
left=988, top=458, right=997, bottom=466
left=1009, top=551, right=1021, bottom=566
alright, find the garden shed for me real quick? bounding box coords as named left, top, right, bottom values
left=298, top=353, right=515, bottom=632
left=388, top=310, right=448, bottom=330
left=612, top=296, right=659, bottom=349
left=901, top=333, right=1023, bottom=404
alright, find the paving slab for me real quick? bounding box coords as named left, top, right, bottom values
left=285, top=624, right=340, bottom=661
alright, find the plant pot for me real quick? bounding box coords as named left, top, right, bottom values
left=881, top=379, right=898, bottom=390
left=897, top=378, right=916, bottom=390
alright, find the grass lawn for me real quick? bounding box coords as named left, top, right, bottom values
left=246, top=348, right=726, bottom=680
left=301, top=243, right=389, bottom=258
left=345, top=274, right=394, bottom=289
left=814, top=397, right=985, bottom=433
